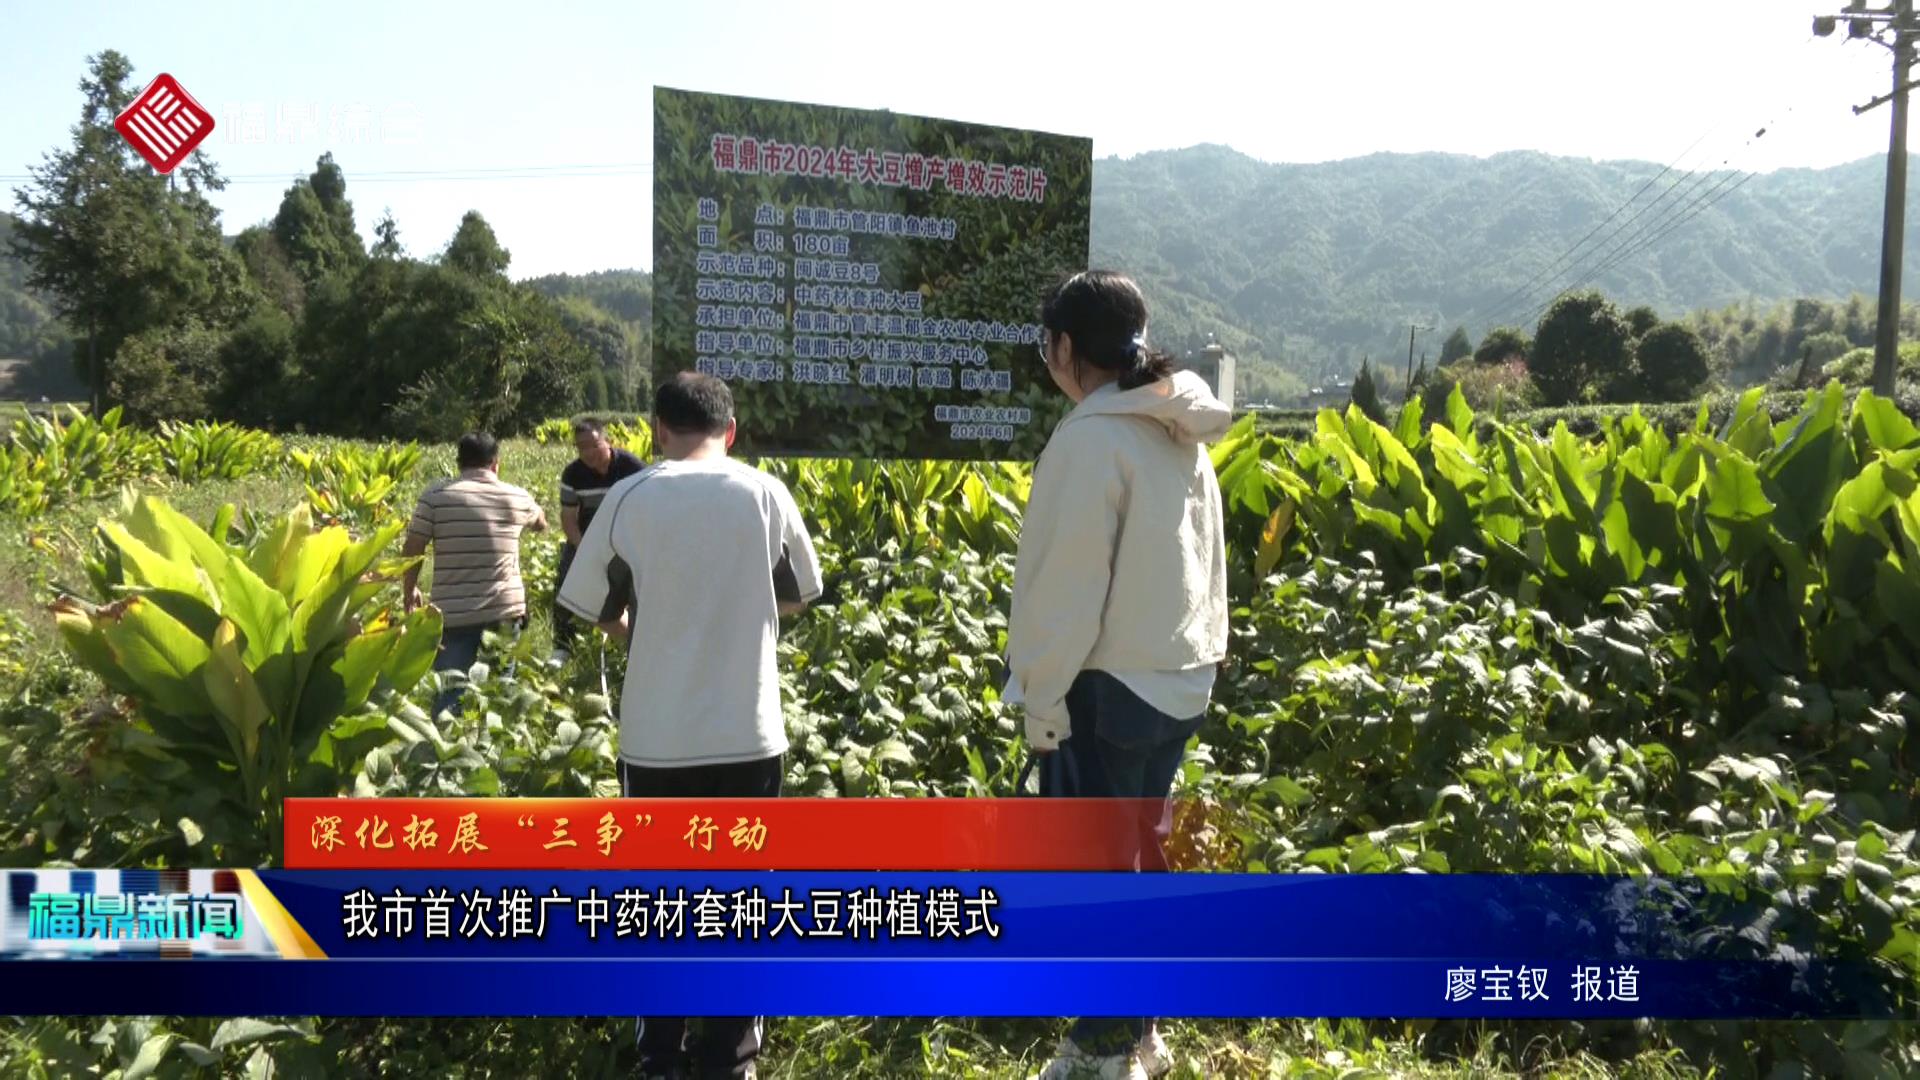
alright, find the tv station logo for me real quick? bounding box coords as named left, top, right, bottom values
left=28, top=890, right=242, bottom=943
left=113, top=73, right=214, bottom=174
left=3, top=869, right=279, bottom=957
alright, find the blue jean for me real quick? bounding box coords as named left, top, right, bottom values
left=432, top=621, right=505, bottom=717
left=1039, top=670, right=1202, bottom=1054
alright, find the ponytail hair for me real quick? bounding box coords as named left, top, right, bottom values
left=1041, top=270, right=1175, bottom=390
left=1116, top=332, right=1177, bottom=391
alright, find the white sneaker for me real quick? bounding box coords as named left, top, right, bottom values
left=1030, top=1037, right=1149, bottom=1080
left=1137, top=1026, right=1173, bottom=1078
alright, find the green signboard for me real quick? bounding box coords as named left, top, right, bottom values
left=652, top=87, right=1092, bottom=459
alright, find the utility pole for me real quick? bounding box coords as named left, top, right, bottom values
left=1818, top=1, right=1919, bottom=397
left=1403, top=322, right=1432, bottom=400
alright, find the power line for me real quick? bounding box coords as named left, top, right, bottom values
left=1470, top=32, right=1819, bottom=332
left=0, top=161, right=655, bottom=185
left=1493, top=161, right=1733, bottom=326
left=1570, top=165, right=1758, bottom=292
left=1484, top=157, right=1726, bottom=327
left=1576, top=170, right=1760, bottom=295
left=1516, top=166, right=1761, bottom=330
left=1462, top=126, right=1720, bottom=330
left=1489, top=100, right=1798, bottom=330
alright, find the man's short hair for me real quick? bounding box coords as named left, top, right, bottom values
left=654, top=372, right=733, bottom=437
left=571, top=416, right=607, bottom=439
left=457, top=432, right=500, bottom=469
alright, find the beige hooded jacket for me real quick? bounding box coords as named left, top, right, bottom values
left=1007, top=370, right=1232, bottom=748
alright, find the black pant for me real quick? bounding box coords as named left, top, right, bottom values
left=1040, top=671, right=1201, bottom=1055
left=553, top=543, right=578, bottom=650
left=619, top=754, right=783, bottom=1079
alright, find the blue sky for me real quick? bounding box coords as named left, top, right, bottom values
left=0, top=0, right=1896, bottom=278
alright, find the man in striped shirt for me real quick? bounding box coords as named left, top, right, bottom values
left=402, top=432, right=549, bottom=715
left=552, top=418, right=645, bottom=665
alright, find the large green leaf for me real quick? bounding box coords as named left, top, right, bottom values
left=98, top=522, right=206, bottom=601
left=50, top=600, right=145, bottom=699
left=1314, top=426, right=1376, bottom=496
left=1598, top=483, right=1646, bottom=582
left=1426, top=424, right=1486, bottom=494
left=337, top=624, right=402, bottom=710
left=1208, top=412, right=1258, bottom=471
left=1619, top=471, right=1682, bottom=569
left=339, top=520, right=408, bottom=584
left=292, top=641, right=352, bottom=761
left=1850, top=388, right=1920, bottom=453
left=1719, top=385, right=1773, bottom=459
left=281, top=525, right=350, bottom=608
left=1704, top=449, right=1774, bottom=525
left=98, top=597, right=215, bottom=721
left=1828, top=449, right=1920, bottom=536
left=245, top=503, right=312, bottom=594
left=203, top=619, right=270, bottom=763
left=1392, top=396, right=1423, bottom=447
left=146, top=497, right=291, bottom=667
left=1444, top=382, right=1475, bottom=444
left=1762, top=380, right=1850, bottom=544
left=385, top=605, right=444, bottom=693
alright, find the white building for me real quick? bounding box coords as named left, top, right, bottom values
left=1182, top=335, right=1236, bottom=411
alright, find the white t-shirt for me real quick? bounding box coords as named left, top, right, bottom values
left=557, top=458, right=823, bottom=767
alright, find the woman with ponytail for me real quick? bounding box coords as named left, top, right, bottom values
left=1007, top=271, right=1231, bottom=1080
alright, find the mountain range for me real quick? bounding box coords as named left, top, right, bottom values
left=3, top=145, right=1907, bottom=401
left=1090, top=145, right=1906, bottom=395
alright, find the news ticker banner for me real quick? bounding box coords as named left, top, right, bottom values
left=2, top=869, right=1908, bottom=1019
left=282, top=797, right=1182, bottom=870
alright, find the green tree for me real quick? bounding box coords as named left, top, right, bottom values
left=581, top=366, right=609, bottom=411
left=9, top=51, right=249, bottom=415
left=443, top=211, right=510, bottom=277
left=1349, top=358, right=1386, bottom=425
left=233, top=226, right=305, bottom=318
left=525, top=270, right=655, bottom=404
left=214, top=305, right=300, bottom=428
left=1473, top=326, right=1529, bottom=366
left=623, top=321, right=653, bottom=407
left=298, top=259, right=586, bottom=438
left=372, top=209, right=403, bottom=260
left=110, top=320, right=224, bottom=423
left=270, top=153, right=365, bottom=287
left=552, top=295, right=632, bottom=407
left=1624, top=305, right=1661, bottom=339
left=1632, top=322, right=1712, bottom=402
left=1531, top=291, right=1632, bottom=406
left=1438, top=326, right=1472, bottom=365
left=0, top=213, right=60, bottom=364
left=1801, top=330, right=1852, bottom=372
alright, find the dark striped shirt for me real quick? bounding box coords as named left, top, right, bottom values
left=408, top=470, right=543, bottom=628
left=559, top=449, right=645, bottom=536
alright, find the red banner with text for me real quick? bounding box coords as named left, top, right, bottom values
left=284, top=798, right=1191, bottom=871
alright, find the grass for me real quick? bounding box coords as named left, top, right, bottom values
left=0, top=437, right=578, bottom=645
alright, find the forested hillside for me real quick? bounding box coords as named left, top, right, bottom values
left=1089, top=146, right=1904, bottom=396
left=5, top=139, right=1906, bottom=409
